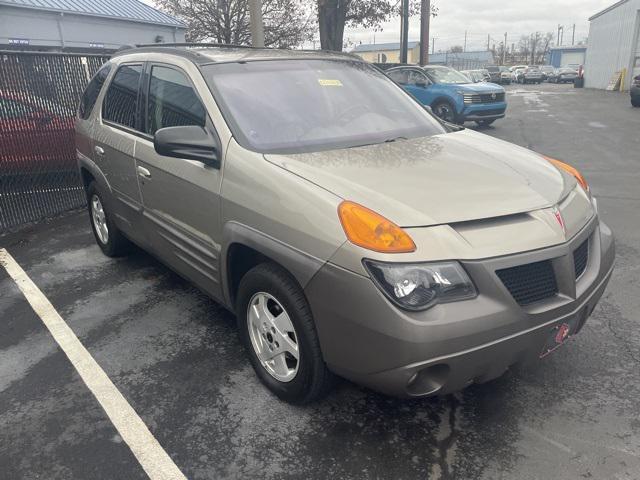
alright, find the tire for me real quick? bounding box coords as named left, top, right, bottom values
left=632, top=97, right=640, bottom=107
left=236, top=262, right=334, bottom=404
left=476, top=119, right=496, bottom=127
left=86, top=181, right=131, bottom=257
left=431, top=100, right=458, bottom=123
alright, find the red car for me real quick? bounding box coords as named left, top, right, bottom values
left=0, top=90, right=76, bottom=175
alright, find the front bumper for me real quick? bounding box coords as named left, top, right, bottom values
left=461, top=101, right=507, bottom=122
left=305, top=216, right=615, bottom=397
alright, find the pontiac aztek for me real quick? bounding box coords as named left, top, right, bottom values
left=76, top=45, right=614, bottom=403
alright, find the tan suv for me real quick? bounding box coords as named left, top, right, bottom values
left=76, top=45, right=614, bottom=403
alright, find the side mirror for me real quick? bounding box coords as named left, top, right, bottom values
left=415, top=80, right=428, bottom=88
left=154, top=125, right=219, bottom=167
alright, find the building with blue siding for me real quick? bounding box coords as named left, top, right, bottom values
left=0, top=0, right=186, bottom=52
left=547, top=46, right=587, bottom=68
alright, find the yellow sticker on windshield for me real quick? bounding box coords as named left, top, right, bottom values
left=318, top=79, right=343, bottom=87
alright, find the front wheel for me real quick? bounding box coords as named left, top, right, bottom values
left=632, top=97, right=640, bottom=107
left=236, top=263, right=334, bottom=404
left=431, top=100, right=458, bottom=123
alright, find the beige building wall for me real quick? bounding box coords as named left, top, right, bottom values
left=354, top=45, right=421, bottom=64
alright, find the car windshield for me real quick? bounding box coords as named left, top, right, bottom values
left=486, top=66, right=500, bottom=72
left=423, top=67, right=470, bottom=84
left=202, top=60, right=445, bottom=154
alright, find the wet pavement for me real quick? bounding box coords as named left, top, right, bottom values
left=1, top=82, right=639, bottom=479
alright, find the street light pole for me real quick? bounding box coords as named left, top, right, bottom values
left=249, top=0, right=265, bottom=47
left=400, top=0, right=409, bottom=63
left=419, top=0, right=431, bottom=66
left=503, top=32, right=507, bottom=65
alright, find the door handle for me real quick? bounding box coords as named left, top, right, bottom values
left=94, top=145, right=105, bottom=156
left=137, top=166, right=151, bottom=179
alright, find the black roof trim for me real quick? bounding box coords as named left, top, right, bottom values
left=110, top=43, right=363, bottom=65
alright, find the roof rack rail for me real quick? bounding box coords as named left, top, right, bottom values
left=134, top=42, right=259, bottom=50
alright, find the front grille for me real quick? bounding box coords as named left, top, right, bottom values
left=496, top=260, right=558, bottom=306
left=463, top=92, right=505, bottom=104
left=573, top=239, right=589, bottom=279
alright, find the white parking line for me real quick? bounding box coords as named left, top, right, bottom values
left=0, top=248, right=187, bottom=480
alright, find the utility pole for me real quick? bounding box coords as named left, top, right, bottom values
left=572, top=24, right=576, bottom=45
left=249, top=0, right=264, bottom=47
left=487, top=34, right=490, bottom=51
left=464, top=30, right=467, bottom=52
left=419, top=0, right=431, bottom=66
left=432, top=37, right=436, bottom=54
left=503, top=32, right=507, bottom=65
left=557, top=24, right=563, bottom=46
left=530, top=33, right=537, bottom=65
left=400, top=0, right=409, bottom=63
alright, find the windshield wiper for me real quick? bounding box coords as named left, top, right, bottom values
left=347, top=136, right=409, bottom=149
left=384, top=136, right=408, bottom=143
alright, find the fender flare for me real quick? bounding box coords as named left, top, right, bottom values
left=77, top=150, right=112, bottom=196
left=220, top=221, right=326, bottom=308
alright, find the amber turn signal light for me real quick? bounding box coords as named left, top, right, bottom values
left=544, top=156, right=589, bottom=193
left=338, top=201, right=416, bottom=253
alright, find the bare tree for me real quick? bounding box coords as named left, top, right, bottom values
left=515, top=32, right=554, bottom=65
left=317, top=0, right=438, bottom=51
left=156, top=0, right=315, bottom=48
left=449, top=45, right=463, bottom=53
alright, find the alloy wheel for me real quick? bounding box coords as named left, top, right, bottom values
left=247, top=292, right=299, bottom=382
left=91, top=194, right=109, bottom=245
left=433, top=103, right=455, bottom=123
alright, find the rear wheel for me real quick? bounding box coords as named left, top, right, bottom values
left=236, top=262, right=334, bottom=404
left=632, top=97, right=640, bottom=107
left=431, top=100, right=457, bottom=123
left=87, top=181, right=131, bottom=257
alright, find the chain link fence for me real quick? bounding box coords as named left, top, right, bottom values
left=0, top=51, right=109, bottom=233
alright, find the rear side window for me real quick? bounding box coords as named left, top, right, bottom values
left=387, top=69, right=409, bottom=84
left=145, top=65, right=206, bottom=135
left=79, top=63, right=111, bottom=120
left=103, top=64, right=142, bottom=130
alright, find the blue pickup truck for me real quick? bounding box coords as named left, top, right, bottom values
left=387, top=65, right=507, bottom=126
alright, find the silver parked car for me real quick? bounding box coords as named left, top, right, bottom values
left=548, top=67, right=579, bottom=84
left=519, top=66, right=543, bottom=84
left=76, top=45, right=614, bottom=403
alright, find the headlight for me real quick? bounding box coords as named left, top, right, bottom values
left=363, top=260, right=477, bottom=311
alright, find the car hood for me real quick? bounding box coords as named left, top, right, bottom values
left=455, top=82, right=504, bottom=93
left=264, top=130, right=574, bottom=227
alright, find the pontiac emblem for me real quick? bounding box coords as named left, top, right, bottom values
left=552, top=206, right=566, bottom=234
left=491, top=92, right=497, bottom=100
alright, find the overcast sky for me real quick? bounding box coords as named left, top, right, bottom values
left=142, top=0, right=615, bottom=52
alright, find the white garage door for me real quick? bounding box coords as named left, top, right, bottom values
left=561, top=52, right=585, bottom=67
left=634, top=23, right=640, bottom=78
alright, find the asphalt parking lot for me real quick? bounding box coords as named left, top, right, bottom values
left=1, top=82, right=639, bottom=480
